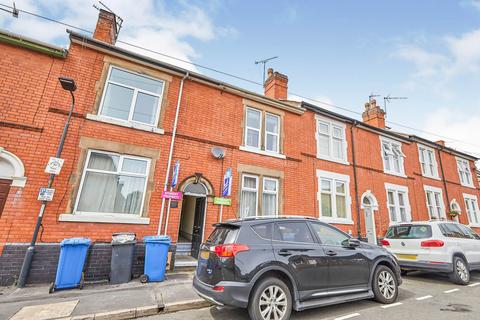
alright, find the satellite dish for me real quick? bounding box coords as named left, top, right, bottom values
left=211, top=147, right=225, bottom=159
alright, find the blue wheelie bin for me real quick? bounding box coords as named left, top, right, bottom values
left=50, top=238, right=91, bottom=293
left=141, top=235, right=171, bottom=283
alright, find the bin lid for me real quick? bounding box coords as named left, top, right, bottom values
left=112, top=232, right=136, bottom=244
left=143, top=235, right=171, bottom=243
left=60, top=237, right=91, bottom=246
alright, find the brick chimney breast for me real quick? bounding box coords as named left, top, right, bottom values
left=362, top=99, right=386, bottom=129
left=93, top=9, right=118, bottom=45
left=264, top=68, right=288, bottom=100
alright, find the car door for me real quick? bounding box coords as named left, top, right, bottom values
left=272, top=221, right=329, bottom=299
left=309, top=222, right=370, bottom=292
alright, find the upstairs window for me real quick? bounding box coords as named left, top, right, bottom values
left=424, top=186, right=445, bottom=219
left=316, top=116, right=347, bottom=163
left=457, top=158, right=474, bottom=187
left=381, top=139, right=405, bottom=176
left=99, top=66, right=164, bottom=126
left=385, top=183, right=411, bottom=223
left=418, top=146, right=439, bottom=179
left=244, top=107, right=281, bottom=154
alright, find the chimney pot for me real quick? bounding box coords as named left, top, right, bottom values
left=93, top=9, right=118, bottom=45
left=436, top=140, right=446, bottom=146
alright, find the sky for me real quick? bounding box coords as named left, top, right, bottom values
left=1, top=0, right=480, bottom=163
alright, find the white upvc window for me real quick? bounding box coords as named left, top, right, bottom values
left=74, top=150, right=150, bottom=216
left=418, top=145, right=439, bottom=179
left=265, top=113, right=280, bottom=153
left=315, top=116, right=348, bottom=164
left=424, top=185, right=446, bottom=219
left=262, top=177, right=279, bottom=216
left=317, top=170, right=353, bottom=224
left=456, top=158, right=474, bottom=187
left=99, top=66, right=164, bottom=126
left=381, top=138, right=406, bottom=176
left=385, top=183, right=411, bottom=223
left=463, top=194, right=480, bottom=227
left=240, top=174, right=258, bottom=218
left=245, top=108, right=262, bottom=149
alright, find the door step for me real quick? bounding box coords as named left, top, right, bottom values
left=176, top=242, right=193, bottom=256
left=174, top=254, right=198, bottom=268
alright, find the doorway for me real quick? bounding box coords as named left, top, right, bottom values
left=0, top=179, right=11, bottom=217
left=178, top=182, right=207, bottom=259
left=361, top=191, right=379, bottom=244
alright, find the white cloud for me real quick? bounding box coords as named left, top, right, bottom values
left=0, top=0, right=236, bottom=71
left=392, top=45, right=447, bottom=78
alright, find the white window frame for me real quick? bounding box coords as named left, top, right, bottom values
left=315, top=115, right=349, bottom=165
left=380, top=137, right=406, bottom=177
left=418, top=145, right=439, bottom=179
left=73, top=149, right=151, bottom=217
left=316, top=170, right=353, bottom=224
left=262, top=177, right=279, bottom=216
left=98, top=65, right=165, bottom=127
left=244, top=107, right=262, bottom=149
left=463, top=193, right=480, bottom=227
left=423, top=185, right=446, bottom=219
left=456, top=157, right=474, bottom=188
left=385, top=183, right=412, bottom=224
left=240, top=174, right=259, bottom=218
left=265, top=113, right=280, bottom=153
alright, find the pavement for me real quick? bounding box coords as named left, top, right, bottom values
left=146, top=271, right=480, bottom=320
left=0, top=271, right=210, bottom=320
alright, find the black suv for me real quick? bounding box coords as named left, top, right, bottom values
left=193, top=217, right=402, bottom=320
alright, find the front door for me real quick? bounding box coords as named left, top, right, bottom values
left=191, top=197, right=206, bottom=258
left=0, top=179, right=11, bottom=217
left=364, top=205, right=376, bottom=244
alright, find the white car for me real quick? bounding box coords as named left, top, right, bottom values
left=382, top=221, right=480, bottom=285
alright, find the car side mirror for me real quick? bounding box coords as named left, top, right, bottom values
left=344, top=238, right=360, bottom=248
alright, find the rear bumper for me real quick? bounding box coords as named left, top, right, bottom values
left=193, top=275, right=253, bottom=308
left=399, top=260, right=453, bottom=273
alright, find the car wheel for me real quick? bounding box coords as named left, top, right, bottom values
left=372, top=265, right=398, bottom=304
left=449, top=256, right=470, bottom=285
left=248, top=277, right=292, bottom=320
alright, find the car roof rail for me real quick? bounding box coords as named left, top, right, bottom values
left=230, top=215, right=320, bottom=222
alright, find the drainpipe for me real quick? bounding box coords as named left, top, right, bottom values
left=351, top=122, right=362, bottom=238
left=437, top=148, right=451, bottom=216
left=157, top=72, right=189, bottom=235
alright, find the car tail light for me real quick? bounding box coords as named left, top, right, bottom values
left=212, top=244, right=249, bottom=257
left=213, top=286, right=224, bottom=292
left=380, top=239, right=390, bottom=247
left=421, top=240, right=444, bottom=247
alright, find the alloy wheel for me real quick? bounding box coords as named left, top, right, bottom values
left=378, top=270, right=396, bottom=300
left=259, top=285, right=287, bottom=320
left=456, top=259, right=468, bottom=282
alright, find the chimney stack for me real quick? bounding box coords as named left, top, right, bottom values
left=362, top=99, right=386, bottom=129
left=436, top=140, right=446, bottom=146
left=264, top=68, right=288, bottom=100
left=93, top=9, right=118, bottom=45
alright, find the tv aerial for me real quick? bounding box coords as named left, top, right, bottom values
left=255, top=56, right=279, bottom=83
left=383, top=95, right=408, bottom=115
left=0, top=2, right=19, bottom=17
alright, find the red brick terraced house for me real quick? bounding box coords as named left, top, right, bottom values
left=1, top=11, right=479, bottom=285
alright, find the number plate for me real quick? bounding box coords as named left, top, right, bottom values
left=396, top=254, right=417, bottom=261
left=200, top=250, right=210, bottom=260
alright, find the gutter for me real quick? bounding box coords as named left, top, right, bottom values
left=0, top=29, right=67, bottom=58
left=157, top=72, right=189, bottom=235
left=351, top=121, right=362, bottom=238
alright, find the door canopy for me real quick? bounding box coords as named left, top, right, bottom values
left=0, top=148, right=26, bottom=187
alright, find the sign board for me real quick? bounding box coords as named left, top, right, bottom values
left=162, top=191, right=183, bottom=201
left=222, top=168, right=233, bottom=197
left=38, top=188, right=55, bottom=201
left=44, top=157, right=64, bottom=175
left=171, top=160, right=180, bottom=188
left=214, top=197, right=232, bottom=206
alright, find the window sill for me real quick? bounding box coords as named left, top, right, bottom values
left=422, top=175, right=441, bottom=181
left=383, top=170, right=408, bottom=178
left=59, top=213, right=150, bottom=225
left=316, top=154, right=349, bottom=166
left=318, top=217, right=354, bottom=225
left=460, top=183, right=476, bottom=189
left=239, top=146, right=286, bottom=159
left=86, top=114, right=164, bottom=135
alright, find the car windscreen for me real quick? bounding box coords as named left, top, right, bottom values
left=386, top=225, right=432, bottom=239
left=207, top=225, right=239, bottom=245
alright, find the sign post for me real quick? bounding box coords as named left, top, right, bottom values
left=164, top=161, right=180, bottom=235
left=219, top=168, right=232, bottom=222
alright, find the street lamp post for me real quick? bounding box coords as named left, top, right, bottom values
left=17, top=77, right=77, bottom=288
